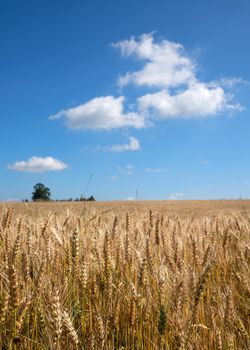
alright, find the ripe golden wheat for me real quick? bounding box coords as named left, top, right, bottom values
left=0, top=203, right=249, bottom=349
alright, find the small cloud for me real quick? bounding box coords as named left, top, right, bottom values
left=169, top=192, right=184, bottom=200
left=109, top=175, right=118, bottom=181
left=217, top=77, right=250, bottom=88
left=88, top=136, right=140, bottom=153
left=126, top=164, right=135, bottom=170
left=207, top=184, right=215, bottom=189
left=80, top=145, right=93, bottom=152
left=109, top=136, right=140, bottom=152
left=114, top=164, right=135, bottom=175
left=124, top=197, right=136, bottom=201
left=125, top=164, right=135, bottom=175
left=8, top=156, right=68, bottom=173
left=146, top=167, right=167, bottom=173
left=200, top=160, right=209, bottom=166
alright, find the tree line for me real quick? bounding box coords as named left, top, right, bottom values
left=22, top=183, right=95, bottom=202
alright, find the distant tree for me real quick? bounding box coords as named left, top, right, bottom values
left=87, top=195, right=95, bottom=201
left=79, top=194, right=86, bottom=201
left=32, top=183, right=51, bottom=202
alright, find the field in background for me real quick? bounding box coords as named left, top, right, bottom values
left=2, top=199, right=250, bottom=218
left=0, top=201, right=249, bottom=349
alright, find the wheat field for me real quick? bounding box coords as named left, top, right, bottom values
left=0, top=201, right=249, bottom=349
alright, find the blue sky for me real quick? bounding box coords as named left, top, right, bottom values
left=1, top=0, right=250, bottom=201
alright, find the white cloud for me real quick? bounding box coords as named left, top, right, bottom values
left=113, top=33, right=195, bottom=88
left=125, top=164, right=135, bottom=175
left=138, top=82, right=234, bottom=118
left=50, top=33, right=243, bottom=132
left=124, top=197, right=136, bottom=201
left=126, top=164, right=135, bottom=170
left=49, top=96, right=145, bottom=130
left=88, top=136, right=140, bottom=152
left=200, top=160, right=209, bottom=166
left=109, top=175, right=118, bottom=181
left=8, top=156, right=68, bottom=173
left=113, top=164, right=135, bottom=175
left=109, top=136, right=140, bottom=152
left=216, top=77, right=250, bottom=88
left=146, top=167, right=167, bottom=173
left=114, top=33, right=242, bottom=118
left=169, top=192, right=184, bottom=200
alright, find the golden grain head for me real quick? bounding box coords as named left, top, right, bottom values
left=0, top=200, right=249, bottom=349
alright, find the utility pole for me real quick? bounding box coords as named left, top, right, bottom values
left=136, top=190, right=139, bottom=201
